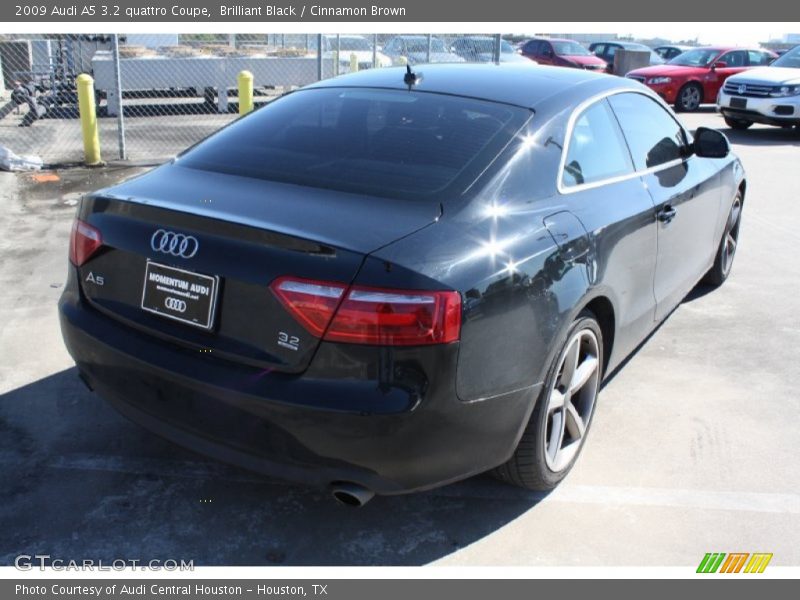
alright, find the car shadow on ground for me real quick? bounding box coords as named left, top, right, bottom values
left=602, top=283, right=716, bottom=388
left=723, top=125, right=800, bottom=147
left=0, top=368, right=546, bottom=566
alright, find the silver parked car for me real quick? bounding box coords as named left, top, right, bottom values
left=718, top=44, right=800, bottom=130
left=450, top=36, right=533, bottom=64
left=382, top=35, right=465, bottom=65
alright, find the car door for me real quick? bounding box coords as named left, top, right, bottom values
left=608, top=92, right=722, bottom=320
left=604, top=44, right=622, bottom=72
left=557, top=98, right=659, bottom=356
left=539, top=41, right=557, bottom=65
left=706, top=50, right=749, bottom=99
left=590, top=43, right=606, bottom=60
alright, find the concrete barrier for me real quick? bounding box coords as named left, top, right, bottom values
left=614, top=49, right=651, bottom=77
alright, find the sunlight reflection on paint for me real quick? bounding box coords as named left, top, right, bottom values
left=484, top=201, right=510, bottom=219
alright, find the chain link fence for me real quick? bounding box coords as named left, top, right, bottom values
left=0, top=33, right=517, bottom=167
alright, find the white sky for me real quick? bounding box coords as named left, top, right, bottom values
left=6, top=22, right=800, bottom=47
left=525, top=22, right=800, bottom=45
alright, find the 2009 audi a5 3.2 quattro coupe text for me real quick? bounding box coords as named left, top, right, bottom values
left=59, top=64, right=745, bottom=506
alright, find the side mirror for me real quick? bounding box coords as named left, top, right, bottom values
left=712, top=60, right=727, bottom=69
left=693, top=127, right=730, bottom=158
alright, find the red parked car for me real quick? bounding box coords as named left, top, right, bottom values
left=626, top=46, right=777, bottom=111
left=520, top=38, right=607, bottom=71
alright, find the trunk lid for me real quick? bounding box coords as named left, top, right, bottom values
left=76, top=163, right=440, bottom=373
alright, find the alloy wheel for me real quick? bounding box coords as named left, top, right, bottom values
left=721, top=197, right=742, bottom=277
left=544, top=328, right=601, bottom=472
left=680, top=86, right=701, bottom=111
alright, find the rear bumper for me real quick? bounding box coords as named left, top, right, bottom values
left=718, top=91, right=800, bottom=126
left=58, top=271, right=538, bottom=495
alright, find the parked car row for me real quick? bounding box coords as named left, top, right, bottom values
left=626, top=46, right=778, bottom=111
left=316, top=34, right=797, bottom=130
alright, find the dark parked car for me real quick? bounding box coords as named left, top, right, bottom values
left=654, top=45, right=691, bottom=61
left=520, top=37, right=607, bottom=71
left=588, top=41, right=665, bottom=74
left=60, top=64, right=745, bottom=506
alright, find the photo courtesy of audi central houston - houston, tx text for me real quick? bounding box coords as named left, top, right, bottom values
left=0, top=1, right=799, bottom=585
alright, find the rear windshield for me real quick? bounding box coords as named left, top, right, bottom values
left=772, top=45, right=800, bottom=68
left=461, top=39, right=515, bottom=54
left=669, top=48, right=720, bottom=67
left=179, top=87, right=529, bottom=201
left=553, top=41, right=590, bottom=56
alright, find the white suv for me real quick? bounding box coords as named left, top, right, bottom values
left=718, top=45, right=800, bottom=130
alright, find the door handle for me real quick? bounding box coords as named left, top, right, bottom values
left=657, top=204, right=677, bottom=223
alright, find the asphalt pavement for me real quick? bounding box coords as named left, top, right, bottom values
left=0, top=110, right=798, bottom=566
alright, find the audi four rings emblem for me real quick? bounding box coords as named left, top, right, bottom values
left=151, top=229, right=199, bottom=258
left=165, top=297, right=187, bottom=313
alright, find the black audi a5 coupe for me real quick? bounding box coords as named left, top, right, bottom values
left=59, top=64, right=745, bottom=506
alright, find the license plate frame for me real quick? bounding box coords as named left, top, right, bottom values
left=141, top=261, right=219, bottom=331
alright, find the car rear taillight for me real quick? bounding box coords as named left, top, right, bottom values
left=270, top=277, right=347, bottom=337
left=69, top=219, right=103, bottom=267
left=271, top=277, right=461, bottom=346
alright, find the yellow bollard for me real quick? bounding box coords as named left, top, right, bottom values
left=76, top=74, right=102, bottom=166
left=237, top=70, right=254, bottom=115
left=350, top=53, right=359, bottom=73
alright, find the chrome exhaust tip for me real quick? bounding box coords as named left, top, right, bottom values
left=330, top=482, right=375, bottom=507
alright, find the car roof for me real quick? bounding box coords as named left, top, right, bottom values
left=529, top=37, right=577, bottom=43
left=675, top=46, right=774, bottom=54
left=590, top=41, right=648, bottom=48
left=391, top=35, right=441, bottom=40
left=305, top=63, right=640, bottom=110
left=687, top=46, right=739, bottom=52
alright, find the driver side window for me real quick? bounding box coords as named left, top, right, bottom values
left=607, top=93, right=688, bottom=171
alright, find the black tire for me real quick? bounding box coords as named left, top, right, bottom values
left=492, top=311, right=604, bottom=490
left=674, top=82, right=703, bottom=112
left=703, top=192, right=743, bottom=286
left=724, top=117, right=753, bottom=130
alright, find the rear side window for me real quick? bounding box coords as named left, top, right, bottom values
left=721, top=50, right=747, bottom=67
left=179, top=88, right=528, bottom=201
left=747, top=50, right=772, bottom=66
left=523, top=40, right=540, bottom=54
left=608, top=93, right=687, bottom=171
left=561, top=100, right=634, bottom=188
